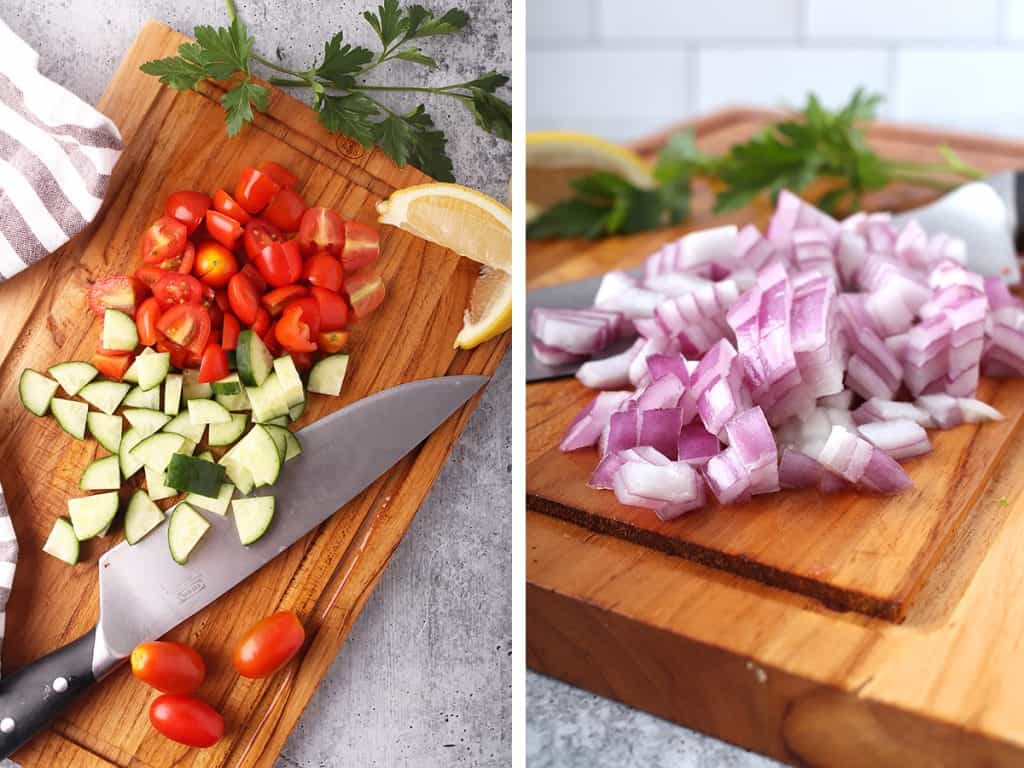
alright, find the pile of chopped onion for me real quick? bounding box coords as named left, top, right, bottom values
left=535, top=190, right=1011, bottom=516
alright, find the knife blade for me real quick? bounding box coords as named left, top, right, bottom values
left=0, top=374, right=487, bottom=758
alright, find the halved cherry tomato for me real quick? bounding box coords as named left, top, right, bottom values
left=251, top=307, right=271, bottom=337
left=212, top=188, right=252, bottom=225
left=193, top=241, right=238, bottom=288
left=136, top=298, right=162, bottom=346
left=207, top=329, right=221, bottom=347
left=339, top=221, right=380, bottom=272
left=254, top=240, right=302, bottom=287
left=239, top=263, right=268, bottom=293
left=141, top=217, right=188, bottom=264
left=131, top=641, right=206, bottom=694
left=309, top=286, right=348, bottom=331
left=297, top=207, right=345, bottom=255
left=282, top=297, right=320, bottom=337
left=232, top=611, right=305, bottom=679
left=261, top=327, right=282, bottom=356
left=198, top=343, right=229, bottom=383
left=178, top=242, right=195, bottom=274
left=276, top=304, right=317, bottom=352
left=214, top=289, right=231, bottom=313
left=156, top=339, right=189, bottom=369
left=164, top=191, right=212, bottom=234
left=153, top=272, right=204, bottom=308
left=227, top=272, right=262, bottom=325
left=204, top=210, right=245, bottom=249
left=135, top=266, right=167, bottom=289
left=345, top=270, right=386, bottom=321
left=157, top=304, right=211, bottom=355
left=258, top=161, right=298, bottom=189
left=317, top=329, right=349, bottom=354
left=235, top=166, right=280, bottom=214
left=302, top=252, right=344, bottom=292
left=289, top=350, right=313, bottom=371
left=261, top=187, right=306, bottom=232
left=88, top=276, right=146, bottom=317
left=149, top=694, right=224, bottom=748
left=243, top=219, right=284, bottom=263
left=92, top=352, right=133, bottom=381
left=221, top=313, right=241, bottom=350
left=262, top=284, right=308, bottom=316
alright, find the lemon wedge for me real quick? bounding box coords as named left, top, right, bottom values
left=454, top=266, right=512, bottom=349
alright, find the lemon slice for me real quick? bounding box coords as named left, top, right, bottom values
left=454, top=266, right=512, bottom=350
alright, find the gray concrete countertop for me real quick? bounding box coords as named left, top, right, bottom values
left=1, top=2, right=510, bottom=766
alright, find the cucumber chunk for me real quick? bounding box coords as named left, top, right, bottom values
left=185, top=463, right=234, bottom=515
left=232, top=496, right=275, bottom=545
left=307, top=354, right=349, bottom=396
left=236, top=330, right=274, bottom=386
left=264, top=416, right=290, bottom=427
left=216, top=387, right=251, bottom=412
left=288, top=400, right=306, bottom=422
left=166, top=453, right=226, bottom=497
left=123, top=408, right=172, bottom=437
left=123, top=347, right=155, bottom=384
left=101, top=309, right=139, bottom=353
left=136, top=352, right=170, bottom=392
left=118, top=428, right=146, bottom=478
left=131, top=432, right=186, bottom=472
left=68, top=492, right=119, bottom=540
left=187, top=398, right=232, bottom=425
left=282, top=429, right=302, bottom=461
left=42, top=518, right=79, bottom=564
left=208, top=412, right=248, bottom=446
left=47, top=362, right=97, bottom=397
left=20, top=369, right=59, bottom=416
left=230, top=425, right=281, bottom=487
left=87, top=412, right=123, bottom=452
left=80, top=455, right=120, bottom=491
left=262, top=424, right=294, bottom=463
left=182, top=369, right=212, bottom=401
left=247, top=373, right=290, bottom=423
left=164, top=373, right=182, bottom=415
left=273, top=356, right=306, bottom=407
left=124, top=490, right=165, bottom=545
left=167, top=503, right=210, bottom=564
left=79, top=381, right=130, bottom=415
left=145, top=466, right=177, bottom=501
left=123, top=384, right=160, bottom=409
left=211, top=373, right=243, bottom=395
left=218, top=445, right=255, bottom=495
left=51, top=398, right=88, bottom=439
left=162, top=412, right=205, bottom=443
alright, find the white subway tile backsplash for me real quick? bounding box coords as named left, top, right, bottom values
left=597, top=0, right=799, bottom=41
left=527, top=0, right=596, bottom=45
left=805, top=0, right=1000, bottom=41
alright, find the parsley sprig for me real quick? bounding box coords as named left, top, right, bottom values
left=140, top=0, right=511, bottom=182
left=527, top=90, right=984, bottom=239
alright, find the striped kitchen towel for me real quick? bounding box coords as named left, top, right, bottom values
left=0, top=486, right=15, bottom=672
left=0, top=19, right=123, bottom=279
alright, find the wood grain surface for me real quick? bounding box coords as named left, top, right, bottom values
left=0, top=22, right=508, bottom=768
left=527, top=109, right=1024, bottom=766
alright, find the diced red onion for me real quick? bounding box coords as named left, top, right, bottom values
left=677, top=423, right=720, bottom=466
left=857, top=419, right=932, bottom=460
left=853, top=398, right=933, bottom=427
left=532, top=341, right=587, bottom=367
left=561, top=390, right=632, bottom=452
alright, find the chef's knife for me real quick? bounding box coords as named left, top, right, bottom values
left=0, top=374, right=486, bottom=758
left=527, top=175, right=1024, bottom=382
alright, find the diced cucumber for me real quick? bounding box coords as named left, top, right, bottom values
left=124, top=490, right=165, bottom=545
left=178, top=439, right=197, bottom=456
left=265, top=416, right=290, bottom=427
left=273, top=356, right=306, bottom=407
left=47, top=362, right=97, bottom=397
left=208, top=412, right=247, bottom=446
left=211, top=373, right=242, bottom=395
left=226, top=349, right=237, bottom=370
left=288, top=400, right=306, bottom=422
left=164, top=373, right=182, bottom=415
left=279, top=427, right=302, bottom=461
left=68, top=492, right=118, bottom=540
left=101, top=309, right=138, bottom=353
left=186, top=482, right=234, bottom=516
left=118, top=428, right=146, bottom=478
left=19, top=369, right=58, bottom=416
left=51, top=398, right=88, bottom=439
left=232, top=496, right=275, bottom=545
left=307, top=354, right=349, bottom=396
left=230, top=425, right=281, bottom=487
left=162, top=412, right=205, bottom=443
left=80, top=455, right=120, bottom=491
left=123, top=347, right=155, bottom=383
left=165, top=453, right=226, bottom=497
left=182, top=369, right=212, bottom=400
left=187, top=398, right=232, bottom=425
left=218, top=446, right=255, bottom=495
left=87, top=412, right=123, bottom=452
left=136, top=352, right=170, bottom=391
left=79, top=381, right=130, bottom=415
left=123, top=408, right=172, bottom=437
left=236, top=330, right=274, bottom=386
left=42, top=518, right=79, bottom=564
left=262, top=424, right=298, bottom=464
left=145, top=466, right=178, bottom=501
left=123, top=384, right=160, bottom=409
left=167, top=503, right=209, bottom=564
left=247, top=373, right=289, bottom=423
left=216, top=387, right=251, bottom=412
left=131, top=432, right=185, bottom=472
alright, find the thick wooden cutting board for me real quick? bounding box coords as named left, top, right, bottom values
left=527, top=110, right=1024, bottom=765
left=0, top=22, right=507, bottom=768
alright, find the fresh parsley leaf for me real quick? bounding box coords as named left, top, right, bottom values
left=316, top=31, right=374, bottom=88
left=393, top=47, right=437, bottom=67
left=193, top=18, right=253, bottom=78
left=408, top=7, right=469, bottom=38
left=402, top=106, right=455, bottom=181
left=468, top=88, right=511, bottom=140
left=139, top=44, right=207, bottom=90
left=374, top=114, right=416, bottom=166
left=221, top=80, right=269, bottom=136
left=460, top=71, right=509, bottom=93
left=364, top=0, right=405, bottom=49
left=317, top=93, right=379, bottom=146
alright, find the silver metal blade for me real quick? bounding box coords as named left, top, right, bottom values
left=92, top=374, right=487, bottom=676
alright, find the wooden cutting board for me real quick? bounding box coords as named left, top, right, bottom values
left=0, top=22, right=507, bottom=768
left=527, top=110, right=1024, bottom=765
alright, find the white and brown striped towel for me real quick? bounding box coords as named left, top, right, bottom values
left=0, top=19, right=123, bottom=278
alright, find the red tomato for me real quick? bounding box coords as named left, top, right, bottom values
left=276, top=304, right=317, bottom=352
left=239, top=263, right=268, bottom=293
left=164, top=191, right=212, bottom=234
left=262, top=326, right=282, bottom=356
left=309, top=286, right=348, bottom=331
left=258, top=161, right=298, bottom=189
left=262, top=284, right=308, bottom=316
left=232, top=611, right=305, bottom=678
left=261, top=187, right=306, bottom=232
left=88, top=276, right=145, bottom=317
left=235, top=166, right=280, bottom=214
left=135, top=266, right=166, bottom=289
left=221, top=313, right=241, bottom=350
left=228, top=273, right=261, bottom=325
left=339, top=221, right=380, bottom=272
left=243, top=219, right=284, bottom=263
left=207, top=329, right=221, bottom=347
left=153, top=273, right=204, bottom=308
left=136, top=297, right=162, bottom=346
left=149, top=694, right=224, bottom=748
left=251, top=307, right=271, bottom=337
left=92, top=352, right=132, bottom=380
left=156, top=339, right=189, bottom=369
left=178, top=242, right=195, bottom=274
left=297, top=207, right=345, bottom=255
left=198, top=343, right=229, bottom=383
left=212, top=188, right=252, bottom=225
left=317, top=329, right=349, bottom=354
left=302, top=252, right=344, bottom=292
left=131, top=641, right=206, bottom=694
left=254, top=240, right=302, bottom=287
left=214, top=288, right=231, bottom=312
left=141, top=217, right=188, bottom=264
left=157, top=304, right=211, bottom=355
left=193, top=241, right=239, bottom=288
left=345, top=270, right=386, bottom=321
left=205, top=209, right=245, bottom=249
left=283, top=297, right=320, bottom=336
left=289, top=350, right=313, bottom=371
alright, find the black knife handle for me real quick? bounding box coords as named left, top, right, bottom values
left=1013, top=171, right=1024, bottom=253
left=0, top=626, right=98, bottom=758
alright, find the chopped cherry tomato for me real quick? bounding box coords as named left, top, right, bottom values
left=345, top=270, right=386, bottom=321
left=303, top=252, right=344, bottom=292
left=92, top=352, right=132, bottom=381
left=309, top=286, right=348, bottom=330
left=164, top=191, right=211, bottom=234
left=212, top=188, right=252, bottom=225
left=221, top=313, right=241, bottom=350
left=198, top=343, right=229, bottom=383
left=276, top=304, right=317, bottom=352
left=156, top=339, right=189, bottom=369
left=149, top=693, right=224, bottom=748
left=178, top=242, right=195, bottom=274
left=239, top=262, right=268, bottom=293
left=157, top=304, right=211, bottom=355
left=262, top=327, right=282, bottom=356
left=193, top=241, right=238, bottom=288
left=297, top=207, right=345, bottom=255
left=228, top=272, right=262, bottom=325
left=136, top=297, right=162, bottom=346
left=214, top=289, right=231, bottom=312
left=235, top=166, right=280, bottom=214
left=141, top=216, right=188, bottom=264
left=261, top=187, right=306, bottom=232
left=233, top=611, right=305, bottom=679
left=262, top=284, right=308, bottom=316
left=258, top=161, right=299, bottom=189
left=243, top=218, right=284, bottom=263
left=135, top=266, right=167, bottom=289
left=204, top=209, right=245, bottom=249
left=254, top=239, right=303, bottom=287
left=207, top=329, right=221, bottom=347
left=88, top=276, right=145, bottom=317
left=289, top=350, right=314, bottom=370
left=317, top=329, right=349, bottom=354
left=339, top=221, right=380, bottom=272
left=282, top=296, right=320, bottom=337
left=131, top=641, right=206, bottom=694
left=153, top=272, right=204, bottom=308
left=251, top=307, right=271, bottom=337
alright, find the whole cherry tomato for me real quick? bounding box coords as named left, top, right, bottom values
left=149, top=694, right=224, bottom=748
left=243, top=218, right=284, bottom=264
left=221, top=313, right=241, bottom=350
left=227, top=272, right=262, bottom=325
left=152, top=273, right=204, bottom=308
left=261, top=187, right=306, bottom=232
left=141, top=216, right=188, bottom=264
left=91, top=352, right=132, bottom=381
left=204, top=209, right=245, bottom=249
left=131, top=641, right=206, bottom=694
left=157, top=304, right=211, bottom=355
left=317, top=329, right=349, bottom=354
left=339, top=221, right=380, bottom=272
left=212, top=188, right=252, bottom=225
left=302, top=252, right=344, bottom=292
left=254, top=240, right=302, bottom=287
left=262, top=284, right=308, bottom=316
left=309, top=286, right=348, bottom=330
left=164, top=191, right=212, bottom=234
left=257, top=161, right=298, bottom=189
left=136, top=297, right=162, bottom=346
left=193, top=241, right=239, bottom=288
left=232, top=611, right=305, bottom=679
left=275, top=304, right=317, bottom=353
left=235, top=166, right=280, bottom=214
left=345, top=270, right=386, bottom=321
left=88, top=276, right=146, bottom=317
left=297, top=207, right=345, bottom=255
left=198, top=343, right=230, bottom=383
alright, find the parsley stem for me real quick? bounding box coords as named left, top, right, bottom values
left=883, top=160, right=985, bottom=180
left=267, top=77, right=310, bottom=88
